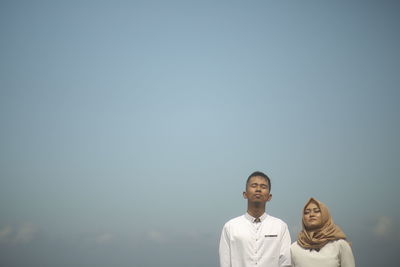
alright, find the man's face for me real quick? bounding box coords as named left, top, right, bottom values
left=243, top=176, right=271, bottom=203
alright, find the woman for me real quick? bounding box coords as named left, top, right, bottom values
left=291, top=198, right=355, bottom=267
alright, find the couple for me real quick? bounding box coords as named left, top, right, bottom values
left=219, top=171, right=355, bottom=267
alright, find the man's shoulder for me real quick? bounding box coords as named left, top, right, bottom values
left=223, top=214, right=246, bottom=226
left=265, top=214, right=289, bottom=226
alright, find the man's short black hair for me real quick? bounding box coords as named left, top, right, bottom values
left=246, top=171, right=271, bottom=191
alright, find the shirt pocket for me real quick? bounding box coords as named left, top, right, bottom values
left=260, top=233, right=280, bottom=257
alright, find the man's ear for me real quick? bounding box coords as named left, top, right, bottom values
left=267, top=194, right=272, bottom=202
left=243, top=191, right=248, bottom=199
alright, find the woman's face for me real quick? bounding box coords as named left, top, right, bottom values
left=303, top=202, right=322, bottom=230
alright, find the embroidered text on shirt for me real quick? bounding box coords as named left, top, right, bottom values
left=265, top=234, right=278, bottom=237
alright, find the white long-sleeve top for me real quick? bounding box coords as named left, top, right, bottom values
left=291, top=239, right=355, bottom=267
left=219, top=213, right=291, bottom=267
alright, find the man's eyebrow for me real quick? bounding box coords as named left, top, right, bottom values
left=251, top=183, right=268, bottom=186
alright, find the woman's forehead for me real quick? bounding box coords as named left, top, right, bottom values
left=305, top=201, right=319, bottom=209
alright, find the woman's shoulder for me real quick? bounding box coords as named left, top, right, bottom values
left=290, top=241, right=302, bottom=250
left=327, top=239, right=350, bottom=246
left=290, top=239, right=350, bottom=252
left=332, top=239, right=352, bottom=250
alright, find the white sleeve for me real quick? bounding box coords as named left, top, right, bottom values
left=339, top=240, right=355, bottom=267
left=290, top=243, right=296, bottom=267
left=219, top=224, right=231, bottom=267
left=279, top=223, right=292, bottom=267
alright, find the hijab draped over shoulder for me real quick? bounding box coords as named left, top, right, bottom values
left=297, top=198, right=347, bottom=250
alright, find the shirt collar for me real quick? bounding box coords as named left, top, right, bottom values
left=245, top=212, right=267, bottom=223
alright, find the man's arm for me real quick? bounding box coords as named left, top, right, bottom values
left=219, top=224, right=231, bottom=267
left=278, top=223, right=292, bottom=267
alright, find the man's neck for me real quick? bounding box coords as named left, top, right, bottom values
left=247, top=203, right=266, bottom=218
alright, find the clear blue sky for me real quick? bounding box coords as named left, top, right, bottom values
left=1, top=1, right=399, bottom=266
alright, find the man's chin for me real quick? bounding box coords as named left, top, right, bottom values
left=251, top=199, right=266, bottom=204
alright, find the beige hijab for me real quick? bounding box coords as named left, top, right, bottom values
left=297, top=198, right=347, bottom=250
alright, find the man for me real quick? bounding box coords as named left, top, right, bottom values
left=219, top=171, right=291, bottom=267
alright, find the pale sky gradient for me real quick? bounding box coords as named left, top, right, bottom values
left=1, top=1, right=399, bottom=266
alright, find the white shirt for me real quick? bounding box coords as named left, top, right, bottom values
left=219, top=213, right=291, bottom=267
left=291, top=239, right=355, bottom=267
